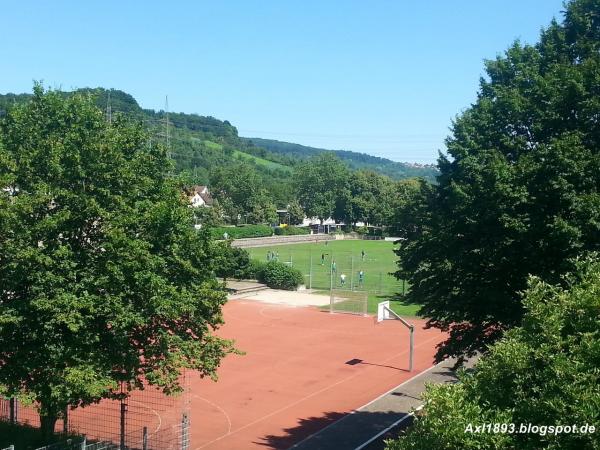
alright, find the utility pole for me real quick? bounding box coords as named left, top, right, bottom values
left=106, top=91, right=112, bottom=124
left=165, top=96, right=170, bottom=157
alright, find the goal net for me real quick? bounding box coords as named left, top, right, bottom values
left=330, top=289, right=368, bottom=316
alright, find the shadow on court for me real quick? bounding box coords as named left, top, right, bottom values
left=345, top=357, right=409, bottom=372
left=255, top=410, right=410, bottom=450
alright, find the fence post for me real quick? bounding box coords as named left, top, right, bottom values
left=120, top=400, right=127, bottom=450
left=350, top=256, right=354, bottom=291
left=9, top=398, right=16, bottom=424
left=142, top=426, right=148, bottom=450
left=309, top=254, right=313, bottom=289
left=80, top=437, right=87, bottom=450
left=329, top=263, right=333, bottom=291
left=181, top=414, right=190, bottom=450
left=63, top=406, right=68, bottom=434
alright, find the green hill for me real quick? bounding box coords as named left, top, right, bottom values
left=242, top=137, right=438, bottom=181
left=0, top=87, right=440, bottom=217
left=0, top=87, right=437, bottom=182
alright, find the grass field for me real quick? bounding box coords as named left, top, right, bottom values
left=246, top=239, right=421, bottom=317
left=232, top=149, right=292, bottom=172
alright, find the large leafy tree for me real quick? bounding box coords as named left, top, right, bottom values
left=347, top=170, right=398, bottom=226
left=395, top=0, right=600, bottom=361
left=294, top=153, right=351, bottom=223
left=0, top=86, right=236, bottom=437
left=387, top=258, right=600, bottom=450
left=209, top=162, right=276, bottom=224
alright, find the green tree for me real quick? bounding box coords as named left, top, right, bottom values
left=386, top=258, right=600, bottom=450
left=286, top=200, right=305, bottom=225
left=0, top=86, right=236, bottom=438
left=294, top=153, right=350, bottom=223
left=213, top=243, right=251, bottom=282
left=348, top=170, right=398, bottom=226
left=210, top=162, right=276, bottom=224
left=395, top=0, right=600, bottom=361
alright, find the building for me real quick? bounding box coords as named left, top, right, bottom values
left=186, top=185, right=213, bottom=208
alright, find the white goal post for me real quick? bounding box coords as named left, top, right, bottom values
left=330, top=289, right=368, bottom=316
left=377, top=301, right=415, bottom=372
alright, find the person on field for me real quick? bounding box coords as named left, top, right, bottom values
left=361, top=249, right=365, bottom=261
left=340, top=273, right=346, bottom=286
left=358, top=270, right=364, bottom=287
left=321, top=253, right=325, bottom=265
left=331, top=260, right=337, bottom=273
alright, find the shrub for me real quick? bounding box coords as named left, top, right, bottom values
left=273, top=226, right=311, bottom=236
left=210, top=225, right=273, bottom=240
left=256, top=261, right=304, bottom=290
left=241, top=259, right=267, bottom=280
left=355, top=226, right=369, bottom=235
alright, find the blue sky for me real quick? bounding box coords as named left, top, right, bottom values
left=1, top=1, right=565, bottom=163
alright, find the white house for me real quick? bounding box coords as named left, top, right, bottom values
left=186, top=185, right=213, bottom=208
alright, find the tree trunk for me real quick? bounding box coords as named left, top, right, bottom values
left=40, top=414, right=58, bottom=441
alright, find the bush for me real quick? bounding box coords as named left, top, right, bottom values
left=241, top=259, right=267, bottom=280
left=273, top=226, right=311, bottom=236
left=355, top=226, right=369, bottom=235
left=213, top=243, right=251, bottom=280
left=210, top=225, right=273, bottom=240
left=256, top=261, right=304, bottom=290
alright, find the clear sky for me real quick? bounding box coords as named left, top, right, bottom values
left=1, top=1, right=565, bottom=163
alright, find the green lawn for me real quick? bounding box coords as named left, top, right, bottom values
left=247, top=240, right=421, bottom=317
left=232, top=150, right=292, bottom=172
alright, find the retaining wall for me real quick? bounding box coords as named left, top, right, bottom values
left=231, top=233, right=335, bottom=248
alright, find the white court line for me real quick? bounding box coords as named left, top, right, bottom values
left=288, top=358, right=448, bottom=449
left=353, top=405, right=425, bottom=450
left=129, top=399, right=162, bottom=434
left=194, top=333, right=442, bottom=449
left=191, top=394, right=232, bottom=441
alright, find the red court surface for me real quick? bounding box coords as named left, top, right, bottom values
left=186, top=299, right=446, bottom=450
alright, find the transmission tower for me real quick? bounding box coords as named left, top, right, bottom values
left=106, top=91, right=112, bottom=124
left=165, top=96, right=170, bottom=157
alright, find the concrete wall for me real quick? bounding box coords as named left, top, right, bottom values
left=232, top=233, right=335, bottom=248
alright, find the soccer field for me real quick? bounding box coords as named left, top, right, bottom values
left=247, top=239, right=420, bottom=317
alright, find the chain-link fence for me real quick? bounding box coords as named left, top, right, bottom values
left=0, top=376, right=189, bottom=450
left=258, top=248, right=407, bottom=296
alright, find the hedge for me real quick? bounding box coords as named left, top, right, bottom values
left=210, top=225, right=273, bottom=240
left=273, top=226, right=311, bottom=236
left=256, top=261, right=304, bottom=290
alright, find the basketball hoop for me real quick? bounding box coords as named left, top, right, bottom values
left=376, top=301, right=415, bottom=372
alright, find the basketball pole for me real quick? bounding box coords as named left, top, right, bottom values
left=409, top=326, right=414, bottom=372
left=379, top=302, right=415, bottom=372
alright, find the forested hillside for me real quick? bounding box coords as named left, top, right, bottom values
left=244, top=137, right=438, bottom=180
left=0, top=87, right=437, bottom=225
left=0, top=88, right=437, bottom=181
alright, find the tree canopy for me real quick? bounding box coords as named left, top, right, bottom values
left=387, top=257, right=600, bottom=450
left=0, top=86, right=236, bottom=437
left=395, top=0, right=600, bottom=361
